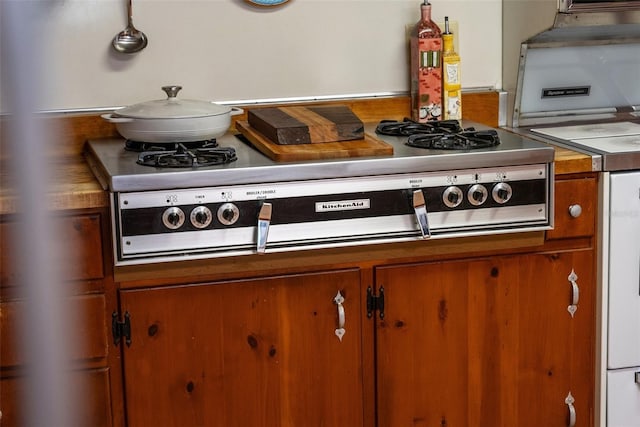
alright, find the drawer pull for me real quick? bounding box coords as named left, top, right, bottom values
left=568, top=204, right=582, bottom=218
left=567, top=270, right=579, bottom=318
left=334, top=291, right=346, bottom=342
left=565, top=392, right=576, bottom=427
left=635, top=371, right=640, bottom=384
left=412, top=190, right=431, bottom=238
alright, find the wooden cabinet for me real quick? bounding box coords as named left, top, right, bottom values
left=118, top=269, right=365, bottom=427
left=106, top=174, right=597, bottom=427
left=375, top=249, right=595, bottom=426
left=0, top=210, right=123, bottom=427
left=0, top=174, right=597, bottom=427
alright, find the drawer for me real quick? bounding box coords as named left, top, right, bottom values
left=0, top=213, right=104, bottom=287
left=0, top=367, right=113, bottom=427
left=546, top=176, right=597, bottom=240
left=0, top=294, right=108, bottom=368
left=607, top=368, right=640, bottom=426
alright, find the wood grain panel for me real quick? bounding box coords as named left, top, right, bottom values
left=0, top=368, right=113, bottom=427
left=237, top=120, right=393, bottom=161
left=546, top=175, right=597, bottom=241
left=1, top=294, right=108, bottom=367
left=248, top=105, right=364, bottom=144
left=120, top=270, right=365, bottom=427
left=0, top=213, right=104, bottom=288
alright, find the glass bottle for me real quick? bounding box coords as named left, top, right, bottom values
left=442, top=16, right=462, bottom=121
left=410, top=0, right=443, bottom=122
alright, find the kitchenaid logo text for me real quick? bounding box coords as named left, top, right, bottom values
left=316, top=199, right=370, bottom=212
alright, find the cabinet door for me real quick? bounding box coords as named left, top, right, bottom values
left=516, top=250, right=595, bottom=427
left=375, top=250, right=594, bottom=427
left=119, top=269, right=364, bottom=427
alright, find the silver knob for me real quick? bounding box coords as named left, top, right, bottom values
left=467, top=184, right=488, bottom=206
left=568, top=204, right=582, bottom=218
left=492, top=182, right=512, bottom=204
left=190, top=206, right=212, bottom=229
left=161, top=85, right=182, bottom=98
left=443, top=186, right=463, bottom=208
left=217, top=203, right=239, bottom=226
left=162, top=206, right=185, bottom=230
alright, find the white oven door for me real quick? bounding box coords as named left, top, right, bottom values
left=607, top=368, right=640, bottom=426
left=607, top=171, right=640, bottom=369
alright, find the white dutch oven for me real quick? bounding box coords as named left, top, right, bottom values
left=102, top=85, right=243, bottom=142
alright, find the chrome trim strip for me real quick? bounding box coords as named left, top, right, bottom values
left=10, top=87, right=498, bottom=116
left=498, top=91, right=508, bottom=127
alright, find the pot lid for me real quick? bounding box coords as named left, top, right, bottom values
left=115, top=86, right=231, bottom=119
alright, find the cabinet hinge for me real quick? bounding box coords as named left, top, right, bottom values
left=367, top=286, right=385, bottom=319
left=112, top=311, right=131, bottom=347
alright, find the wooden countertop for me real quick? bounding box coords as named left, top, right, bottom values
left=0, top=93, right=595, bottom=215
left=0, top=156, right=108, bottom=214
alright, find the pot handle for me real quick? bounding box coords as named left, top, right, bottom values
left=101, top=113, right=134, bottom=123
left=230, top=107, right=244, bottom=116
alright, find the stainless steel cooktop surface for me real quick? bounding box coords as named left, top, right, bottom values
left=86, top=122, right=555, bottom=193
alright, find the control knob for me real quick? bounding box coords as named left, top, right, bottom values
left=492, top=182, right=513, bottom=204
left=190, top=206, right=213, bottom=229
left=217, top=203, right=240, bottom=225
left=467, top=184, right=488, bottom=206
left=162, top=206, right=185, bottom=230
left=443, top=186, right=463, bottom=208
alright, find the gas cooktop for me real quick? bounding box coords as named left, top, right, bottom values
left=85, top=120, right=555, bottom=266
left=86, top=121, right=554, bottom=193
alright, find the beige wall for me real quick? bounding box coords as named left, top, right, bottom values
left=0, top=0, right=504, bottom=113
left=502, top=0, right=558, bottom=124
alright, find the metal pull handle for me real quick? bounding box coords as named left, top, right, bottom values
left=334, top=291, right=346, bottom=342
left=568, top=204, right=582, bottom=218
left=412, top=189, right=431, bottom=238
left=257, top=203, right=272, bottom=254
left=565, top=392, right=576, bottom=427
left=635, top=371, right=640, bottom=384
left=567, top=269, right=579, bottom=318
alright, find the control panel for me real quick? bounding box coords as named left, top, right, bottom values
left=112, top=163, right=552, bottom=265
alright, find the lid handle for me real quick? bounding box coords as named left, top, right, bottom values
left=161, top=85, right=183, bottom=99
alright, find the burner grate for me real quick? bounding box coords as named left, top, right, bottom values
left=125, top=139, right=218, bottom=152
left=375, top=118, right=466, bottom=136
left=406, top=130, right=500, bottom=150
left=137, top=145, right=238, bottom=168
left=375, top=118, right=500, bottom=150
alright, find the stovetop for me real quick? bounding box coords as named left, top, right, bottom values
left=86, top=121, right=555, bottom=193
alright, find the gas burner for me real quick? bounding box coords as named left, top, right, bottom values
left=125, top=139, right=218, bottom=152
left=137, top=145, right=237, bottom=168
left=406, top=130, right=501, bottom=150
left=375, top=118, right=468, bottom=136
left=375, top=119, right=500, bottom=150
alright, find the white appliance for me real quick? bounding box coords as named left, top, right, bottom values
left=606, top=171, right=640, bottom=426
left=510, top=20, right=640, bottom=427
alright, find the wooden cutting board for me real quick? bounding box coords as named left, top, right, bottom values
left=236, top=121, right=393, bottom=162
left=247, top=105, right=364, bottom=145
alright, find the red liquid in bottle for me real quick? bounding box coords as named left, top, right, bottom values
left=410, top=0, right=443, bottom=122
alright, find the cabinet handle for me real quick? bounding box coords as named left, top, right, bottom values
left=565, top=392, right=576, bottom=427
left=334, top=291, right=346, bottom=342
left=568, top=204, right=582, bottom=218
left=412, top=189, right=431, bottom=238
left=635, top=371, right=640, bottom=384
left=257, top=203, right=272, bottom=254
left=567, top=269, right=579, bottom=318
